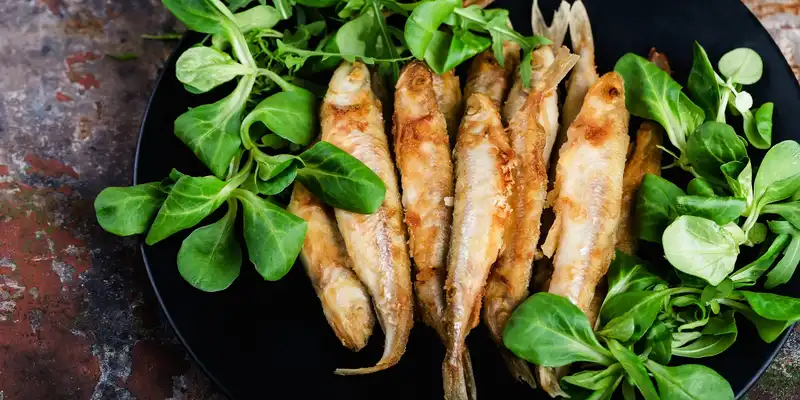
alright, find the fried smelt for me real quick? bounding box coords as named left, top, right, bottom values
left=288, top=183, right=375, bottom=352
left=443, top=94, right=514, bottom=400
left=463, top=42, right=521, bottom=113
left=394, top=61, right=476, bottom=399
left=538, top=73, right=630, bottom=396
left=322, top=61, right=414, bottom=375
left=561, top=0, right=599, bottom=131
left=486, top=47, right=578, bottom=387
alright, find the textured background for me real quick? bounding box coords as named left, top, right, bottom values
left=0, top=0, right=797, bottom=399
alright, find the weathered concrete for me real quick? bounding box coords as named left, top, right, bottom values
left=0, top=1, right=797, bottom=399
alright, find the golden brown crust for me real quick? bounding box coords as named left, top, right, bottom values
left=288, top=184, right=376, bottom=351
left=322, top=61, right=414, bottom=375
left=545, top=71, right=630, bottom=314
left=443, top=93, right=514, bottom=400
left=393, top=61, right=454, bottom=338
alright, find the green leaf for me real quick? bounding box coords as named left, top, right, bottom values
left=162, top=0, right=229, bottom=34
left=212, top=5, right=283, bottom=48
left=256, top=154, right=300, bottom=180
left=175, top=75, right=255, bottom=178
left=607, top=340, right=659, bottom=400
left=404, top=0, right=460, bottom=60
left=272, top=0, right=292, bottom=19
left=673, top=312, right=737, bottom=359
left=765, top=235, right=800, bottom=289
left=599, top=290, right=671, bottom=342
left=614, top=53, right=704, bottom=153
left=561, top=364, right=624, bottom=391
left=645, top=361, right=734, bottom=400
left=295, top=141, right=386, bottom=214
left=241, top=89, right=317, bottom=146
left=685, top=122, right=747, bottom=186
left=95, top=183, right=168, bottom=236
left=718, top=47, right=763, bottom=85
left=730, top=234, right=791, bottom=286
left=740, top=290, right=800, bottom=321
left=503, top=293, right=614, bottom=367
left=748, top=102, right=773, bottom=149
left=720, top=157, right=753, bottom=209
left=422, top=29, right=491, bottom=74
left=636, top=174, right=686, bottom=243
left=256, top=163, right=298, bottom=195
left=675, top=195, right=746, bottom=225
left=764, top=236, right=800, bottom=290
left=747, top=222, right=768, bottom=245
left=605, top=251, right=666, bottom=306
left=735, top=305, right=794, bottom=343
left=687, top=41, right=722, bottom=119
left=177, top=199, right=242, bottom=291
left=687, top=178, right=717, bottom=197
left=294, top=0, right=338, bottom=6
left=146, top=175, right=233, bottom=245
left=662, top=216, right=739, bottom=286
left=639, top=320, right=672, bottom=364
left=755, top=141, right=800, bottom=208
left=235, top=189, right=307, bottom=280
left=176, top=47, right=254, bottom=93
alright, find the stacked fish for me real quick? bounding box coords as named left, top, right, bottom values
left=287, top=1, right=664, bottom=398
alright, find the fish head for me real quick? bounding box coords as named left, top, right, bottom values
left=326, top=61, right=372, bottom=107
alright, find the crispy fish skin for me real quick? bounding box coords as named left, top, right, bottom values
left=538, top=73, right=629, bottom=396
left=394, top=62, right=476, bottom=400
left=486, top=47, right=578, bottom=386
left=287, top=183, right=375, bottom=352
left=393, top=61, right=454, bottom=338
left=463, top=42, right=521, bottom=112
left=432, top=70, right=463, bottom=144
left=443, top=94, right=514, bottom=400
left=615, top=122, right=663, bottom=254
left=615, top=49, right=669, bottom=256
left=322, top=61, right=414, bottom=375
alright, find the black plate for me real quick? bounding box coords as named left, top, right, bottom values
left=134, top=0, right=800, bottom=398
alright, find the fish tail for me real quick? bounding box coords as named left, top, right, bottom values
left=532, top=0, right=570, bottom=49
left=501, top=351, right=537, bottom=389
left=334, top=323, right=409, bottom=375
left=569, top=0, right=594, bottom=54
left=535, top=47, right=580, bottom=94
left=536, top=366, right=570, bottom=398
left=443, top=349, right=469, bottom=400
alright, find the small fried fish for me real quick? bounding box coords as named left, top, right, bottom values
left=322, top=61, right=414, bottom=375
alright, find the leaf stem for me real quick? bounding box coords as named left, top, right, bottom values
left=717, top=85, right=731, bottom=123
left=368, top=0, right=400, bottom=80
left=258, top=68, right=297, bottom=92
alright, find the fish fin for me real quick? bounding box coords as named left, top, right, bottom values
left=533, top=46, right=579, bottom=95
left=569, top=0, right=594, bottom=55
left=443, top=350, right=469, bottom=400
left=532, top=0, right=570, bottom=49
left=501, top=351, right=537, bottom=389
left=335, top=319, right=410, bottom=375
left=541, top=214, right=561, bottom=258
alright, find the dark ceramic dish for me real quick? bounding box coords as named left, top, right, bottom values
left=134, top=0, right=800, bottom=398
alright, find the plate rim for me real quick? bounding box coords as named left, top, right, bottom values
left=131, top=2, right=800, bottom=398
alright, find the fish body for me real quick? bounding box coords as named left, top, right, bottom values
left=486, top=46, right=577, bottom=386
left=538, top=72, right=629, bottom=396
left=288, top=183, right=375, bottom=352
left=321, top=61, right=414, bottom=375
left=443, top=93, right=514, bottom=400
left=393, top=61, right=454, bottom=339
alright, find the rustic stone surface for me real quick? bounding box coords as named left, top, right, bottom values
left=0, top=1, right=797, bottom=399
